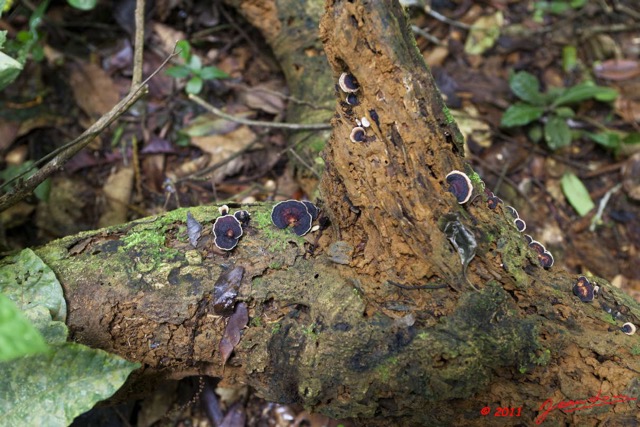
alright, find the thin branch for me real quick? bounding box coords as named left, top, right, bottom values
left=411, top=25, right=443, bottom=46
left=0, top=49, right=179, bottom=212
left=132, top=0, right=145, bottom=87
left=188, top=94, right=332, bottom=130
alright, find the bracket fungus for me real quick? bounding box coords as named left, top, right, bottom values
left=338, top=72, right=359, bottom=93
left=213, top=215, right=243, bottom=251
left=233, top=210, right=251, bottom=227
left=621, top=322, right=637, bottom=335
left=514, top=218, right=527, bottom=232
left=271, top=200, right=315, bottom=236
left=573, top=276, right=595, bottom=302
left=345, top=93, right=359, bottom=106
left=445, top=170, right=473, bottom=204
left=349, top=126, right=366, bottom=143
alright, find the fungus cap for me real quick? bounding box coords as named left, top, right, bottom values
left=350, top=127, right=366, bottom=143
left=302, top=201, right=319, bottom=221
left=573, top=276, right=594, bottom=302
left=538, top=250, right=554, bottom=269
left=271, top=200, right=313, bottom=236
left=213, top=215, right=243, bottom=250
left=234, top=210, right=251, bottom=227
left=345, top=93, right=359, bottom=106
left=445, top=170, right=473, bottom=204
left=338, top=72, right=359, bottom=93
left=514, top=218, right=527, bottom=232
left=621, top=322, right=637, bottom=335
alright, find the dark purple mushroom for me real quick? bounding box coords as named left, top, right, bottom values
left=538, top=250, right=554, bottom=269
left=524, top=234, right=534, bottom=244
left=302, top=201, right=319, bottom=221
left=514, top=218, right=527, bottom=232
left=621, top=322, right=637, bottom=335
left=218, top=204, right=230, bottom=216
left=271, top=200, right=313, bottom=236
left=212, top=215, right=243, bottom=251
left=505, top=206, right=519, bottom=219
left=233, top=210, right=251, bottom=227
left=528, top=240, right=546, bottom=254
left=338, top=72, right=359, bottom=93
left=573, top=276, right=594, bottom=302
left=346, top=93, right=359, bottom=106
left=487, top=195, right=503, bottom=210
left=350, top=126, right=366, bottom=143
left=445, top=170, right=473, bottom=204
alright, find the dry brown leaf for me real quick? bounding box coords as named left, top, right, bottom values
left=190, top=126, right=258, bottom=183
left=151, top=22, right=186, bottom=56
left=69, top=62, right=120, bottom=118
left=615, top=97, right=640, bottom=123
left=219, top=302, right=248, bottom=366
left=239, top=81, right=287, bottom=115
left=98, top=166, right=134, bottom=227
left=594, top=59, right=640, bottom=81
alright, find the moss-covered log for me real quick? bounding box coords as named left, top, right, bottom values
left=23, top=0, right=640, bottom=425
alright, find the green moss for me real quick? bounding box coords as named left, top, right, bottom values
left=599, top=312, right=618, bottom=326
left=122, top=229, right=166, bottom=249
left=250, top=317, right=262, bottom=327
left=271, top=322, right=282, bottom=334
left=269, top=262, right=282, bottom=270
left=631, top=346, right=640, bottom=356
left=532, top=348, right=551, bottom=366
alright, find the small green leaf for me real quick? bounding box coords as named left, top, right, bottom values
left=585, top=131, right=620, bottom=150
left=67, top=0, right=96, bottom=10
left=186, top=76, right=203, bottom=94
left=199, top=66, right=229, bottom=80
left=0, top=294, right=49, bottom=361
left=165, top=65, right=192, bottom=79
left=562, top=45, right=578, bottom=72
left=509, top=71, right=545, bottom=105
left=175, top=40, right=191, bottom=61
left=0, top=343, right=139, bottom=426
left=544, top=116, right=571, bottom=150
left=554, top=107, right=575, bottom=118
left=552, top=82, right=618, bottom=107
left=561, top=172, right=595, bottom=216
left=188, top=54, right=202, bottom=71
left=501, top=103, right=545, bottom=127
left=623, top=133, right=640, bottom=145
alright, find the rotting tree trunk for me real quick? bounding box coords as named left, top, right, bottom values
left=19, top=1, right=640, bottom=426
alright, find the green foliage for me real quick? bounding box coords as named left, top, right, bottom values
left=0, top=294, right=48, bottom=361
left=166, top=40, right=229, bottom=95
left=0, top=161, right=51, bottom=201
left=66, top=0, right=97, bottom=11
left=501, top=71, right=624, bottom=151
left=560, top=172, right=595, bottom=217
left=532, top=0, right=587, bottom=22
left=0, top=249, right=139, bottom=426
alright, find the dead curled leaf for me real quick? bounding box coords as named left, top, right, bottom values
left=219, top=302, right=249, bottom=366
left=213, top=266, right=245, bottom=315
left=69, top=62, right=120, bottom=118
left=594, top=59, right=640, bottom=81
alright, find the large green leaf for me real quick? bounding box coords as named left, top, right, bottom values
left=66, top=0, right=97, bottom=11
left=501, top=103, right=545, bottom=127
left=561, top=172, right=595, bottom=216
left=0, top=343, right=139, bottom=426
left=544, top=115, right=572, bottom=150
left=509, top=71, right=545, bottom=106
left=0, top=248, right=67, bottom=322
left=0, top=294, right=49, bottom=361
left=551, top=82, right=618, bottom=107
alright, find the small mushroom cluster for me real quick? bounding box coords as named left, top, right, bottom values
left=271, top=200, right=318, bottom=236
left=572, top=275, right=599, bottom=302
left=505, top=205, right=527, bottom=232
left=621, top=322, right=637, bottom=335
left=524, top=235, right=554, bottom=268
left=212, top=205, right=251, bottom=251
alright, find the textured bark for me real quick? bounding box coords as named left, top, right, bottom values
left=24, top=1, right=640, bottom=426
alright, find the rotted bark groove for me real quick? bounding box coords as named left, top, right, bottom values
left=28, top=1, right=640, bottom=426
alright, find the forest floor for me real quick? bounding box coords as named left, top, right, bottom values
left=1, top=0, right=639, bottom=425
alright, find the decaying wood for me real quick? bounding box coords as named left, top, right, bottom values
left=28, top=1, right=640, bottom=426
